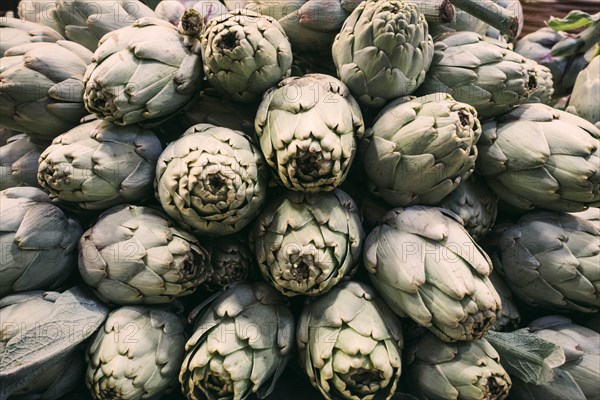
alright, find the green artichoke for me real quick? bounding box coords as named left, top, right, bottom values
left=78, top=204, right=210, bottom=305
left=418, top=31, right=540, bottom=119
left=18, top=0, right=63, bottom=34
left=364, top=206, right=501, bottom=342
left=251, top=189, right=364, bottom=297
left=406, top=332, right=512, bottom=400
left=492, top=210, right=599, bottom=313
left=488, top=270, right=520, bottom=332
left=86, top=306, right=186, bottom=400
left=180, top=282, right=294, bottom=400
left=201, top=9, right=293, bottom=102
left=0, top=133, right=45, bottom=190
left=0, top=187, right=83, bottom=297
left=476, top=103, right=600, bottom=212
left=38, top=119, right=162, bottom=210
left=155, top=123, right=268, bottom=236
left=0, top=17, right=63, bottom=57
left=0, top=40, right=93, bottom=139
left=360, top=93, right=481, bottom=207
left=204, top=236, right=255, bottom=291
left=255, top=73, right=364, bottom=192
left=568, top=56, right=600, bottom=128
left=297, top=281, right=403, bottom=400
left=331, top=0, right=434, bottom=107
left=83, top=17, right=203, bottom=126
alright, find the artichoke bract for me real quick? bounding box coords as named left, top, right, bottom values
left=364, top=206, right=501, bottom=342
left=83, top=17, right=203, bottom=126
left=38, top=120, right=162, bottom=210
left=0, top=17, right=63, bottom=57
left=18, top=0, right=63, bottom=34
left=0, top=187, right=83, bottom=297
left=476, top=103, right=600, bottom=212
left=406, top=333, right=512, bottom=400
left=251, top=189, right=364, bottom=297
left=418, top=31, right=539, bottom=119
left=526, top=62, right=555, bottom=105
left=155, top=123, right=268, bottom=236
left=180, top=282, right=294, bottom=400
left=0, top=133, right=45, bottom=190
left=78, top=204, right=210, bottom=305
left=361, top=93, right=481, bottom=207
left=255, top=73, right=364, bottom=192
left=201, top=9, right=293, bottom=102
left=297, top=281, right=403, bottom=400
left=204, top=235, right=255, bottom=291
left=488, top=270, right=521, bottom=332
left=0, top=40, right=93, bottom=139
left=86, top=306, right=186, bottom=400
left=331, top=0, right=434, bottom=107
left=568, top=56, right=600, bottom=127
left=493, top=210, right=600, bottom=313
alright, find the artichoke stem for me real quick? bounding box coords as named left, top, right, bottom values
left=180, top=9, right=204, bottom=37
left=409, top=0, right=455, bottom=24
left=484, top=375, right=510, bottom=399
left=452, top=0, right=519, bottom=39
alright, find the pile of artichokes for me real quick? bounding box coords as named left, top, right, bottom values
left=1, top=0, right=599, bottom=399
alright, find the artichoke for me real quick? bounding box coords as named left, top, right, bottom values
left=406, top=332, right=512, bottom=400
left=83, top=17, right=203, bottom=126
left=201, top=9, right=293, bottom=102
left=18, top=0, right=63, bottom=34
left=204, top=235, right=255, bottom=291
left=476, top=103, right=600, bottom=212
left=488, top=270, right=520, bottom=332
left=179, top=282, right=295, bottom=400
left=331, top=0, right=434, bottom=107
left=568, top=56, right=600, bottom=127
left=0, top=17, right=63, bottom=57
left=364, top=206, right=501, bottom=342
left=0, top=187, right=83, bottom=296
left=251, top=189, right=364, bottom=297
left=360, top=93, right=482, bottom=207
left=38, top=119, right=162, bottom=210
left=492, top=210, right=599, bottom=313
left=86, top=306, right=186, bottom=400
left=438, top=175, right=498, bottom=241
left=418, top=31, right=540, bottom=119
left=0, top=133, right=45, bottom=190
left=78, top=204, right=210, bottom=305
left=0, top=40, right=93, bottom=139
left=155, top=123, right=268, bottom=236
left=297, top=281, right=403, bottom=400
left=255, top=73, right=364, bottom=192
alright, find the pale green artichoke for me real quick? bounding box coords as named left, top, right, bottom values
left=488, top=270, right=521, bottom=332
left=332, top=0, right=434, bottom=107
left=406, top=333, right=512, bottom=400
left=78, top=204, right=210, bottom=305
left=38, top=119, right=162, bottom=210
left=297, top=281, right=403, bottom=400
left=204, top=236, right=255, bottom=291
left=418, top=31, right=540, bottom=119
left=364, top=206, right=501, bottom=342
left=568, top=56, right=600, bottom=127
left=0, top=187, right=83, bottom=297
left=0, top=17, right=63, bottom=57
left=255, top=73, right=364, bottom=192
left=251, top=189, right=364, bottom=297
left=180, top=282, right=294, bottom=400
left=360, top=93, right=481, bottom=207
left=0, top=133, right=45, bottom=190
left=492, top=210, right=599, bottom=313
left=476, top=103, right=600, bottom=212
left=0, top=40, right=93, bottom=139
left=83, top=17, right=203, bottom=126
left=201, top=9, right=293, bottom=102
left=155, top=123, right=268, bottom=236
left=18, top=0, right=63, bottom=34
left=86, top=306, right=186, bottom=400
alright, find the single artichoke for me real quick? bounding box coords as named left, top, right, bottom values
left=255, top=73, right=364, bottom=192
left=201, top=9, right=293, bottom=102
left=204, top=236, right=255, bottom=291
left=476, top=103, right=600, bottom=212
left=418, top=31, right=540, bottom=119
left=0, top=187, right=83, bottom=296
left=78, top=204, right=210, bottom=305
left=0, top=133, right=45, bottom=190
left=38, top=119, right=162, bottom=210
left=364, top=206, right=501, bottom=342
left=86, top=306, right=186, bottom=400
left=331, top=0, right=434, bottom=107
left=406, top=333, right=512, bottom=400
left=251, top=189, right=364, bottom=297
left=297, top=281, right=403, bottom=400
left=360, top=93, right=482, bottom=207
left=179, top=282, right=295, bottom=400
left=492, top=210, right=599, bottom=313
left=0, top=17, right=63, bottom=57
left=18, top=0, right=63, bottom=33
left=83, top=17, right=203, bottom=126
left=0, top=40, right=93, bottom=139
left=488, top=270, right=520, bottom=332
left=568, top=55, right=600, bottom=127
left=155, top=123, right=268, bottom=236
